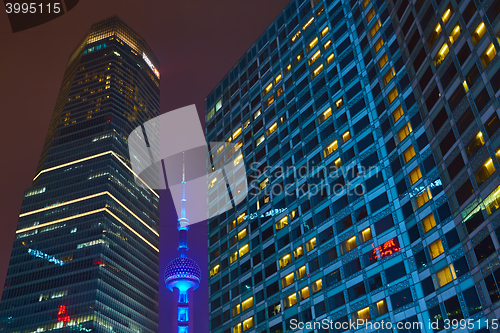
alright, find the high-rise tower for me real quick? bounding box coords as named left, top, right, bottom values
left=0, top=16, right=160, bottom=333
left=164, top=155, right=202, bottom=333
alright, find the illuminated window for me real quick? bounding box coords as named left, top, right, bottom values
left=216, top=100, right=223, bottom=111
left=361, top=227, right=372, bottom=242
left=244, top=119, right=250, bottom=129
left=316, top=4, right=325, bottom=16
left=282, top=272, right=295, bottom=287
left=208, top=177, right=217, bottom=189
left=441, top=5, right=453, bottom=24
left=309, top=50, right=321, bottom=65
left=370, top=20, right=381, bottom=37
left=429, top=239, right=444, bottom=259
left=233, top=323, right=242, bottom=333
left=233, top=127, right=242, bottom=140
left=436, top=264, right=457, bottom=287
left=264, top=83, right=273, bottom=95
left=366, top=8, right=375, bottom=22
left=376, top=299, right=388, bottom=316
left=342, top=236, right=357, bottom=253
left=207, top=108, right=215, bottom=121
left=434, top=42, right=449, bottom=66
left=422, top=213, right=436, bottom=233
left=230, top=251, right=238, bottom=263
left=294, top=246, right=304, bottom=258
left=275, top=74, right=282, bottom=84
left=239, top=243, right=249, bottom=257
left=242, top=317, right=254, bottom=331
left=449, top=24, right=461, bottom=44
left=463, top=80, right=469, bottom=92
left=335, top=157, right=342, bottom=168
left=266, top=122, right=278, bottom=136
left=253, top=108, right=261, bottom=119
left=295, top=51, right=304, bottom=64
left=303, top=16, right=315, bottom=30
left=343, top=130, right=351, bottom=142
left=321, top=26, right=330, bottom=37
left=308, top=37, right=319, bottom=52
left=403, top=145, right=416, bottom=163
left=276, top=216, right=288, bottom=230
left=312, top=279, right=323, bottom=293
left=233, top=304, right=241, bottom=316
left=306, top=237, right=317, bottom=251
left=291, top=30, right=301, bottom=42
left=300, top=286, right=310, bottom=300
left=362, top=0, right=370, bottom=9
left=324, top=140, right=338, bottom=157
left=374, top=38, right=384, bottom=53
left=327, top=53, right=335, bottom=64
left=266, top=95, right=274, bottom=108
left=237, top=213, right=246, bottom=224
left=357, top=307, right=371, bottom=321
left=238, top=228, right=248, bottom=240
left=378, top=53, right=388, bottom=69
left=387, top=87, right=399, bottom=104
left=481, top=43, right=497, bottom=68
left=475, top=158, right=496, bottom=186
left=234, top=154, right=243, bottom=166
left=416, top=188, right=432, bottom=208
left=259, top=178, right=269, bottom=190
left=466, top=131, right=485, bottom=157
left=472, top=22, right=486, bottom=45
left=397, top=122, right=412, bottom=143
left=324, top=39, right=332, bottom=49
left=285, top=64, right=292, bottom=74
left=210, top=264, right=220, bottom=277
left=336, top=98, right=344, bottom=108
left=409, top=166, right=422, bottom=185
left=256, top=134, right=265, bottom=147
left=297, top=265, right=307, bottom=279
left=312, top=64, right=324, bottom=78
left=285, top=293, right=297, bottom=308
left=392, top=105, right=404, bottom=122
left=383, top=67, right=395, bottom=86
left=228, top=220, right=236, bottom=231
left=242, top=297, right=253, bottom=311
left=279, top=253, right=292, bottom=268
left=318, top=107, right=332, bottom=125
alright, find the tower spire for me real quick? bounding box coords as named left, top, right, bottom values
left=177, top=152, right=189, bottom=256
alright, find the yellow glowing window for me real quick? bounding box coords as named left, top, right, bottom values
left=259, top=178, right=269, bottom=190
left=267, top=122, right=278, bottom=136
left=397, top=122, right=412, bottom=143
left=463, top=80, right=469, bottom=92
left=366, top=8, right=375, bottom=22
left=472, top=22, right=486, bottom=45
left=285, top=64, right=292, bottom=74
left=416, top=188, right=432, bottom=208
left=345, top=236, right=357, bottom=251
left=336, top=98, right=344, bottom=108
left=242, top=297, right=254, bottom=312
left=321, top=26, right=330, bottom=37
left=436, top=264, right=457, bottom=287
left=481, top=43, right=497, bottom=68
left=343, top=130, right=351, bottom=142
left=434, top=43, right=449, bottom=66
left=383, top=67, right=395, bottom=86
left=324, top=39, right=332, bottom=50
left=253, top=108, right=261, bottom=119
left=392, top=105, right=404, bottom=122
left=370, top=20, right=381, bottom=37
left=449, top=24, right=461, bottom=44
left=409, top=166, right=422, bottom=185
left=237, top=213, right=246, bottom=224
left=277, top=86, right=283, bottom=96
left=294, top=246, right=304, bottom=258
left=266, top=95, right=274, bottom=108
left=282, top=272, right=295, bottom=287
left=207, top=108, right=215, bottom=121
left=388, top=87, right=399, bottom=104
left=238, top=228, right=248, bottom=240
left=309, top=50, right=321, bottom=65
left=327, top=53, right=335, bottom=64
left=324, top=140, right=338, bottom=157
left=297, top=265, right=307, bottom=278
left=422, top=213, right=436, bottom=233
left=256, top=134, right=265, bottom=147
left=264, top=83, right=273, bottom=95
left=286, top=293, right=297, bottom=308
left=239, top=243, right=249, bottom=257
left=361, top=227, right=372, bottom=242
left=279, top=253, right=292, bottom=268
left=230, top=251, right=238, bottom=263
left=313, top=64, right=324, bottom=77
left=475, top=158, right=496, bottom=185
left=429, top=239, right=444, bottom=259
left=235, top=140, right=243, bottom=152
left=316, top=4, right=325, bottom=16
left=308, top=37, right=319, bottom=51
left=233, top=323, right=241, bottom=333
left=210, top=264, right=220, bottom=277
left=233, top=127, right=242, bottom=140
left=242, top=317, right=254, bottom=331
left=362, top=0, right=370, bottom=9
left=403, top=145, right=416, bottom=163
left=335, top=157, right=342, bottom=168
left=303, top=16, right=315, bottom=30
left=300, top=286, right=310, bottom=300
left=306, top=237, right=317, bottom=251
left=208, top=177, right=217, bottom=189
left=291, top=31, right=301, bottom=42
left=318, top=107, right=332, bottom=125
left=275, top=74, right=282, bottom=84
left=234, top=153, right=243, bottom=166
left=374, top=38, right=384, bottom=53
left=377, top=300, right=388, bottom=315
left=358, top=307, right=371, bottom=321
left=276, top=216, right=288, bottom=230
left=313, top=279, right=323, bottom=293
left=378, top=53, right=388, bottom=69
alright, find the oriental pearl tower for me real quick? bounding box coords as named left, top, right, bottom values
left=164, top=155, right=201, bottom=333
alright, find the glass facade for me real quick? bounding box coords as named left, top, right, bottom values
left=0, top=17, right=160, bottom=333
left=205, top=0, right=500, bottom=332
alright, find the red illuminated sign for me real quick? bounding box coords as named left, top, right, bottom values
left=58, top=304, right=70, bottom=323
left=372, top=238, right=401, bottom=259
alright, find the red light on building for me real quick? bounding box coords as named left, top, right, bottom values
left=57, top=304, right=70, bottom=323
left=372, top=238, right=401, bottom=260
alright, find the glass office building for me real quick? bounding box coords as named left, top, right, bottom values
left=0, top=17, right=160, bottom=333
left=205, top=0, right=500, bottom=332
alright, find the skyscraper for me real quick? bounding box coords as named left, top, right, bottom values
left=205, top=0, right=500, bottom=332
left=0, top=16, right=160, bottom=332
left=164, top=156, right=201, bottom=333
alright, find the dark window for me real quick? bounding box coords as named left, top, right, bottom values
left=391, top=288, right=413, bottom=308
left=462, top=287, right=482, bottom=315
left=367, top=273, right=383, bottom=291
left=428, top=305, right=444, bottom=330
left=374, top=213, right=394, bottom=234
left=447, top=155, right=465, bottom=180
left=347, top=282, right=366, bottom=301
left=385, top=262, right=407, bottom=283
left=456, top=107, right=475, bottom=135
left=328, top=291, right=346, bottom=310
left=456, top=179, right=474, bottom=206
left=415, top=249, right=428, bottom=269
left=432, top=108, right=448, bottom=133
left=445, top=296, right=463, bottom=321
left=439, top=130, right=456, bottom=155
left=421, top=276, right=435, bottom=295
left=408, top=224, right=420, bottom=243
left=344, top=258, right=362, bottom=277
left=453, top=256, right=469, bottom=278
left=475, top=88, right=490, bottom=112
left=485, top=112, right=500, bottom=137
left=474, top=235, right=495, bottom=263
left=445, top=228, right=460, bottom=248
left=457, top=44, right=471, bottom=65
left=325, top=269, right=341, bottom=286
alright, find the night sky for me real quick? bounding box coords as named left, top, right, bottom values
left=0, top=1, right=290, bottom=332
